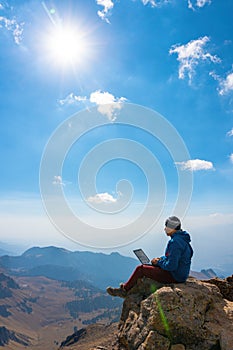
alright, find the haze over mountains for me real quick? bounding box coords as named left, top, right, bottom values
left=0, top=246, right=139, bottom=290
left=0, top=245, right=225, bottom=287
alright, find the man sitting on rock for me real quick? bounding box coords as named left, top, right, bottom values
left=107, top=216, right=193, bottom=298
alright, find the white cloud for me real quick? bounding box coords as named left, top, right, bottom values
left=58, top=90, right=127, bottom=121
left=58, top=93, right=87, bottom=106
left=219, top=72, right=233, bottom=96
left=96, top=0, right=114, bottom=23
left=0, top=3, right=4, bottom=10
left=141, top=0, right=156, bottom=7
left=230, top=154, right=233, bottom=164
left=53, top=175, right=65, bottom=186
left=176, top=159, right=214, bottom=171
left=0, top=16, right=24, bottom=45
left=90, top=90, right=127, bottom=121
left=169, top=36, right=221, bottom=83
left=187, top=0, right=194, bottom=10
left=141, top=0, right=171, bottom=7
left=196, top=0, right=211, bottom=7
left=188, top=0, right=211, bottom=10
left=87, top=192, right=117, bottom=204
left=227, top=128, right=233, bottom=137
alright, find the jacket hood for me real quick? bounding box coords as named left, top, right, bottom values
left=173, top=230, right=191, bottom=243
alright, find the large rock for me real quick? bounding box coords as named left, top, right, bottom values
left=203, top=275, right=233, bottom=302
left=116, top=277, right=233, bottom=350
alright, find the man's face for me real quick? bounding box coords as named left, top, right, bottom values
left=164, top=226, right=175, bottom=236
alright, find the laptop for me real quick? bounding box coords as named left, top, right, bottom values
left=133, top=249, right=151, bottom=265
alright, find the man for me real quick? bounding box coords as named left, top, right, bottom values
left=107, top=216, right=193, bottom=298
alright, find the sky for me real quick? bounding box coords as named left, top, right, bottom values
left=0, top=0, right=233, bottom=272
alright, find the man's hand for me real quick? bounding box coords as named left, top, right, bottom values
left=151, top=257, right=160, bottom=266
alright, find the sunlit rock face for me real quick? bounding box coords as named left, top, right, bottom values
left=116, top=277, right=233, bottom=350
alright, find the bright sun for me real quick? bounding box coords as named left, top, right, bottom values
left=45, top=25, right=89, bottom=66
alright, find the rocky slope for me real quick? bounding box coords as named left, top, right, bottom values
left=114, top=276, right=233, bottom=350
left=0, top=272, right=121, bottom=349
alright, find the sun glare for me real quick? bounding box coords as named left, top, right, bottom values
left=45, top=25, right=89, bottom=66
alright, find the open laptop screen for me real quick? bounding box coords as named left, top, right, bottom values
left=133, top=249, right=150, bottom=265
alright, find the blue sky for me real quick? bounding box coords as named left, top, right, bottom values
left=0, top=0, right=233, bottom=271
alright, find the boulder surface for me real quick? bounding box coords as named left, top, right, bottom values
left=115, top=277, right=233, bottom=350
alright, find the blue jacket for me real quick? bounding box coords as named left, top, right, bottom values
left=156, top=230, right=193, bottom=283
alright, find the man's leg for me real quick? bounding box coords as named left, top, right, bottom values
left=123, top=264, right=177, bottom=291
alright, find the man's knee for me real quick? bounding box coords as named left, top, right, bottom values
left=135, top=264, right=144, bottom=276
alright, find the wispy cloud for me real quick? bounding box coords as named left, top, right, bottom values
left=141, top=0, right=156, bottom=7
left=96, top=0, right=114, bottom=24
left=52, top=175, right=65, bottom=186
left=169, top=36, right=220, bottom=83
left=90, top=90, right=127, bottom=121
left=0, top=16, right=24, bottom=45
left=210, top=70, right=233, bottom=96
left=176, top=159, right=215, bottom=171
left=188, top=0, right=211, bottom=10
left=230, top=154, right=233, bottom=164
left=141, top=0, right=172, bottom=7
left=219, top=72, right=233, bottom=96
left=58, top=93, right=87, bottom=106
left=196, top=0, right=211, bottom=7
left=87, top=192, right=117, bottom=204
left=227, top=128, right=233, bottom=137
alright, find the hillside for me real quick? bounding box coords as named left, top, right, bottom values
left=0, top=271, right=121, bottom=349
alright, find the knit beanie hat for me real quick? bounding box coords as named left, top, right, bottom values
left=165, top=216, right=181, bottom=229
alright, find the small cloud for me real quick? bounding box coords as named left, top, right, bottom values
left=96, top=0, right=114, bottom=24
left=176, top=159, right=215, bottom=171
left=53, top=175, right=65, bottom=186
left=90, top=90, right=127, bottom=121
left=141, top=0, right=171, bottom=7
left=0, top=3, right=4, bottom=10
left=141, top=0, right=157, bottom=7
left=196, top=0, right=211, bottom=7
left=210, top=70, right=233, bottom=96
left=59, top=90, right=127, bottom=121
left=87, top=192, right=117, bottom=204
left=230, top=154, right=233, bottom=164
left=58, top=93, right=87, bottom=106
left=187, top=0, right=195, bottom=10
left=219, top=72, right=233, bottom=96
left=227, top=128, right=233, bottom=137
left=188, top=0, right=211, bottom=10
left=0, top=16, right=24, bottom=45
left=169, top=36, right=220, bottom=83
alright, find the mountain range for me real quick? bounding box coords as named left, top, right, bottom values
left=0, top=246, right=139, bottom=290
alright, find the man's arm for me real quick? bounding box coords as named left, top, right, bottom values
left=156, top=241, right=182, bottom=271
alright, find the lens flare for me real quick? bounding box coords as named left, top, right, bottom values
left=154, top=291, right=170, bottom=338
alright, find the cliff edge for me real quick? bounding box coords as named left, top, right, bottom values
left=115, top=276, right=233, bottom=350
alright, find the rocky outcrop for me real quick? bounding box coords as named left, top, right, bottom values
left=203, top=275, right=233, bottom=302
left=116, top=277, right=233, bottom=350
left=59, top=328, right=87, bottom=348
left=0, top=272, right=19, bottom=299
left=0, top=326, right=30, bottom=346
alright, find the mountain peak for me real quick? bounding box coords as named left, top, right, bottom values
left=22, top=246, right=70, bottom=257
